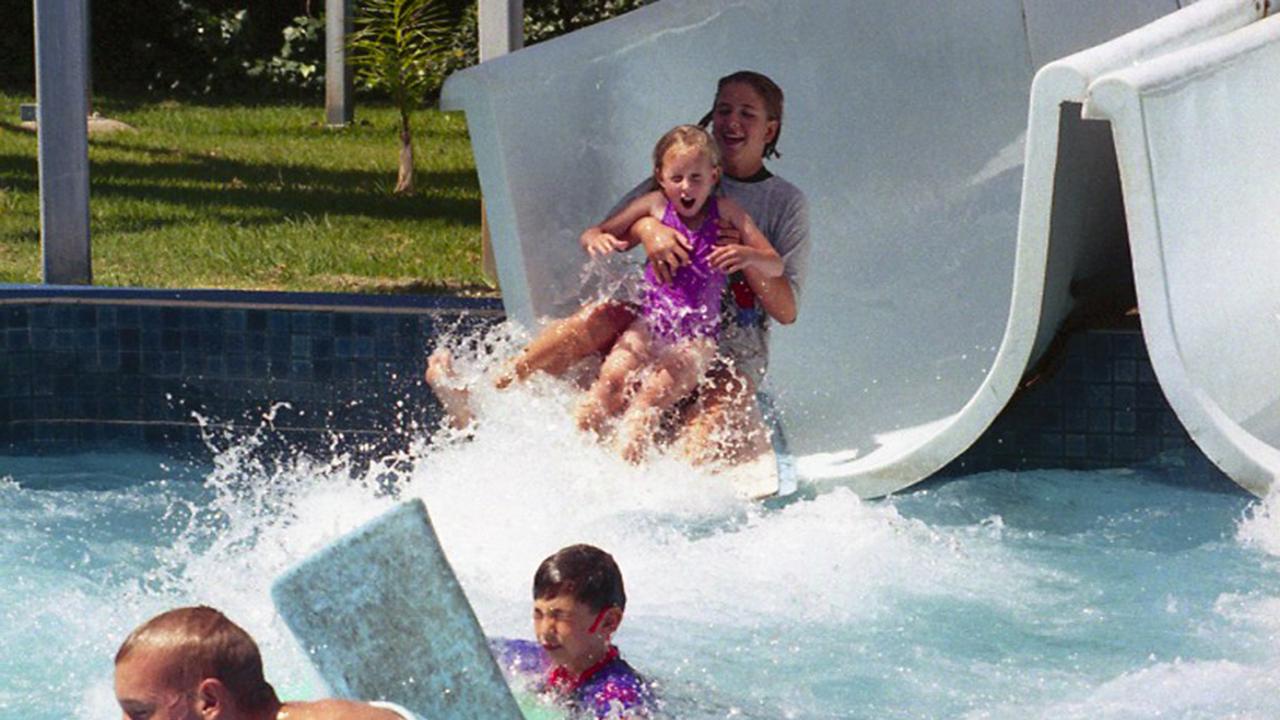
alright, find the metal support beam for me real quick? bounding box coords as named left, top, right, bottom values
left=35, top=0, right=92, bottom=285
left=325, top=0, right=354, bottom=126
left=479, top=0, right=523, bottom=61
left=477, top=0, right=523, bottom=284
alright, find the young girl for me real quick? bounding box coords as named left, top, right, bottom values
left=574, top=125, right=783, bottom=463
left=427, top=72, right=808, bottom=467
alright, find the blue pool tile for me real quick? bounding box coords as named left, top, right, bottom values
left=181, top=354, right=205, bottom=376
left=1064, top=434, right=1086, bottom=458
left=160, top=307, right=181, bottom=328
left=1112, top=385, right=1136, bottom=411
left=117, top=306, right=140, bottom=328
left=226, top=309, right=248, bottom=332
left=161, top=353, right=182, bottom=376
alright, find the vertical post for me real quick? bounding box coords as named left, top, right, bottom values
left=326, top=0, right=354, bottom=127
left=84, top=0, right=92, bottom=112
left=479, top=0, right=523, bottom=61
left=477, top=0, right=523, bottom=285
left=35, top=0, right=92, bottom=285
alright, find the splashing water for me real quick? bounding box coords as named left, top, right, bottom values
left=5, top=333, right=1280, bottom=719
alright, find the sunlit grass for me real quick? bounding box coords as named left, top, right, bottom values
left=0, top=92, right=491, bottom=294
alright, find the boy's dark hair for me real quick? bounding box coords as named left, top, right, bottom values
left=698, top=70, right=785, bottom=160
left=115, top=605, right=278, bottom=714
left=533, top=544, right=626, bottom=612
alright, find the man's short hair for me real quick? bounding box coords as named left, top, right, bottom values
left=533, top=544, right=626, bottom=613
left=115, top=606, right=278, bottom=713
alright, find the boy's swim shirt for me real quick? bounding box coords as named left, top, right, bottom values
left=491, top=638, right=656, bottom=719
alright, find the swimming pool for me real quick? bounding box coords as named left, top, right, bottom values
left=6, top=366, right=1280, bottom=719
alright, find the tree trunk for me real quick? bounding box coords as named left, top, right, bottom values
left=394, top=114, right=414, bottom=194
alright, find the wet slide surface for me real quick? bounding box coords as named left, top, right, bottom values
left=442, top=0, right=1280, bottom=496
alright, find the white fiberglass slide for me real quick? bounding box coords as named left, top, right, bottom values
left=441, top=0, right=1180, bottom=497
left=1083, top=12, right=1280, bottom=497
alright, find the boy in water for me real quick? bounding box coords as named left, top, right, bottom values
left=493, top=544, right=656, bottom=719
left=113, top=605, right=417, bottom=720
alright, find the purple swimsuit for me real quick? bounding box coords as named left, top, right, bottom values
left=641, top=197, right=726, bottom=342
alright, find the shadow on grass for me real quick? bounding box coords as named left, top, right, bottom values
left=0, top=148, right=481, bottom=225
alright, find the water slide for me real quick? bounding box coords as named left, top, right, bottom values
left=441, top=0, right=1279, bottom=497
left=1081, top=8, right=1280, bottom=497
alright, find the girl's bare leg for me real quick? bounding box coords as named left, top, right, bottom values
left=616, top=340, right=714, bottom=464
left=677, top=364, right=770, bottom=466
left=499, top=301, right=636, bottom=388
left=425, top=301, right=637, bottom=428
left=576, top=323, right=651, bottom=434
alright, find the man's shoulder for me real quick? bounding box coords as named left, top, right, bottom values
left=279, top=698, right=411, bottom=720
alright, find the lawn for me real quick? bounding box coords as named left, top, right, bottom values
left=0, top=92, right=492, bottom=295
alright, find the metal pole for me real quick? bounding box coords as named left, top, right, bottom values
left=35, top=0, right=92, bottom=285
left=325, top=0, right=354, bottom=126
left=477, top=0, right=523, bottom=284
left=479, top=0, right=523, bottom=61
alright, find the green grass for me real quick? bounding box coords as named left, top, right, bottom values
left=0, top=92, right=492, bottom=294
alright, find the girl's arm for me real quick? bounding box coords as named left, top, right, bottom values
left=709, top=200, right=797, bottom=324
left=580, top=191, right=664, bottom=258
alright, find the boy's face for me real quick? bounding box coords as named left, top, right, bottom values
left=533, top=593, right=618, bottom=675
left=656, top=146, right=719, bottom=220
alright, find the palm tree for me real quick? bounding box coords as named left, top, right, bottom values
left=348, top=0, right=452, bottom=194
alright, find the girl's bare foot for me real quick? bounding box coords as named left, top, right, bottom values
left=425, top=349, right=475, bottom=430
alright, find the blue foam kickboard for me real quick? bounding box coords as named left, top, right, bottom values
left=271, top=499, right=522, bottom=719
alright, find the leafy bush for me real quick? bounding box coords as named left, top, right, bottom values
left=525, top=0, right=653, bottom=44
left=248, top=15, right=328, bottom=94
left=0, top=0, right=652, bottom=98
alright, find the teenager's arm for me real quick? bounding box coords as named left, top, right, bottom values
left=580, top=192, right=662, bottom=258
left=709, top=200, right=796, bottom=324
left=625, top=216, right=692, bottom=284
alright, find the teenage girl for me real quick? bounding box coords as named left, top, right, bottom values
left=575, top=125, right=781, bottom=463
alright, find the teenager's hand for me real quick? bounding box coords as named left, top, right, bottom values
left=581, top=229, right=628, bottom=258
left=714, top=217, right=743, bottom=246
left=708, top=244, right=762, bottom=274
left=637, top=217, right=692, bottom=284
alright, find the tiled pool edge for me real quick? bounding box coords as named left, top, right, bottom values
left=0, top=287, right=502, bottom=458
left=0, top=287, right=1232, bottom=489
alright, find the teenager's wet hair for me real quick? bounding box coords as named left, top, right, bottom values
left=699, top=70, right=785, bottom=160
left=534, top=544, right=627, bottom=612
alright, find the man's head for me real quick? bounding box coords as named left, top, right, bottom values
left=114, top=606, right=278, bottom=720
left=531, top=544, right=626, bottom=675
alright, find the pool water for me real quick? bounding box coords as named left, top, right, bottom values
left=5, top=373, right=1280, bottom=719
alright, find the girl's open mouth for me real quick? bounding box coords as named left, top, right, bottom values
left=680, top=196, right=697, bottom=210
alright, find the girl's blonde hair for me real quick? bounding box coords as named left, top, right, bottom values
left=652, top=124, right=721, bottom=173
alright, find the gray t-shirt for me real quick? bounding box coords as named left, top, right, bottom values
left=608, top=171, right=810, bottom=386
